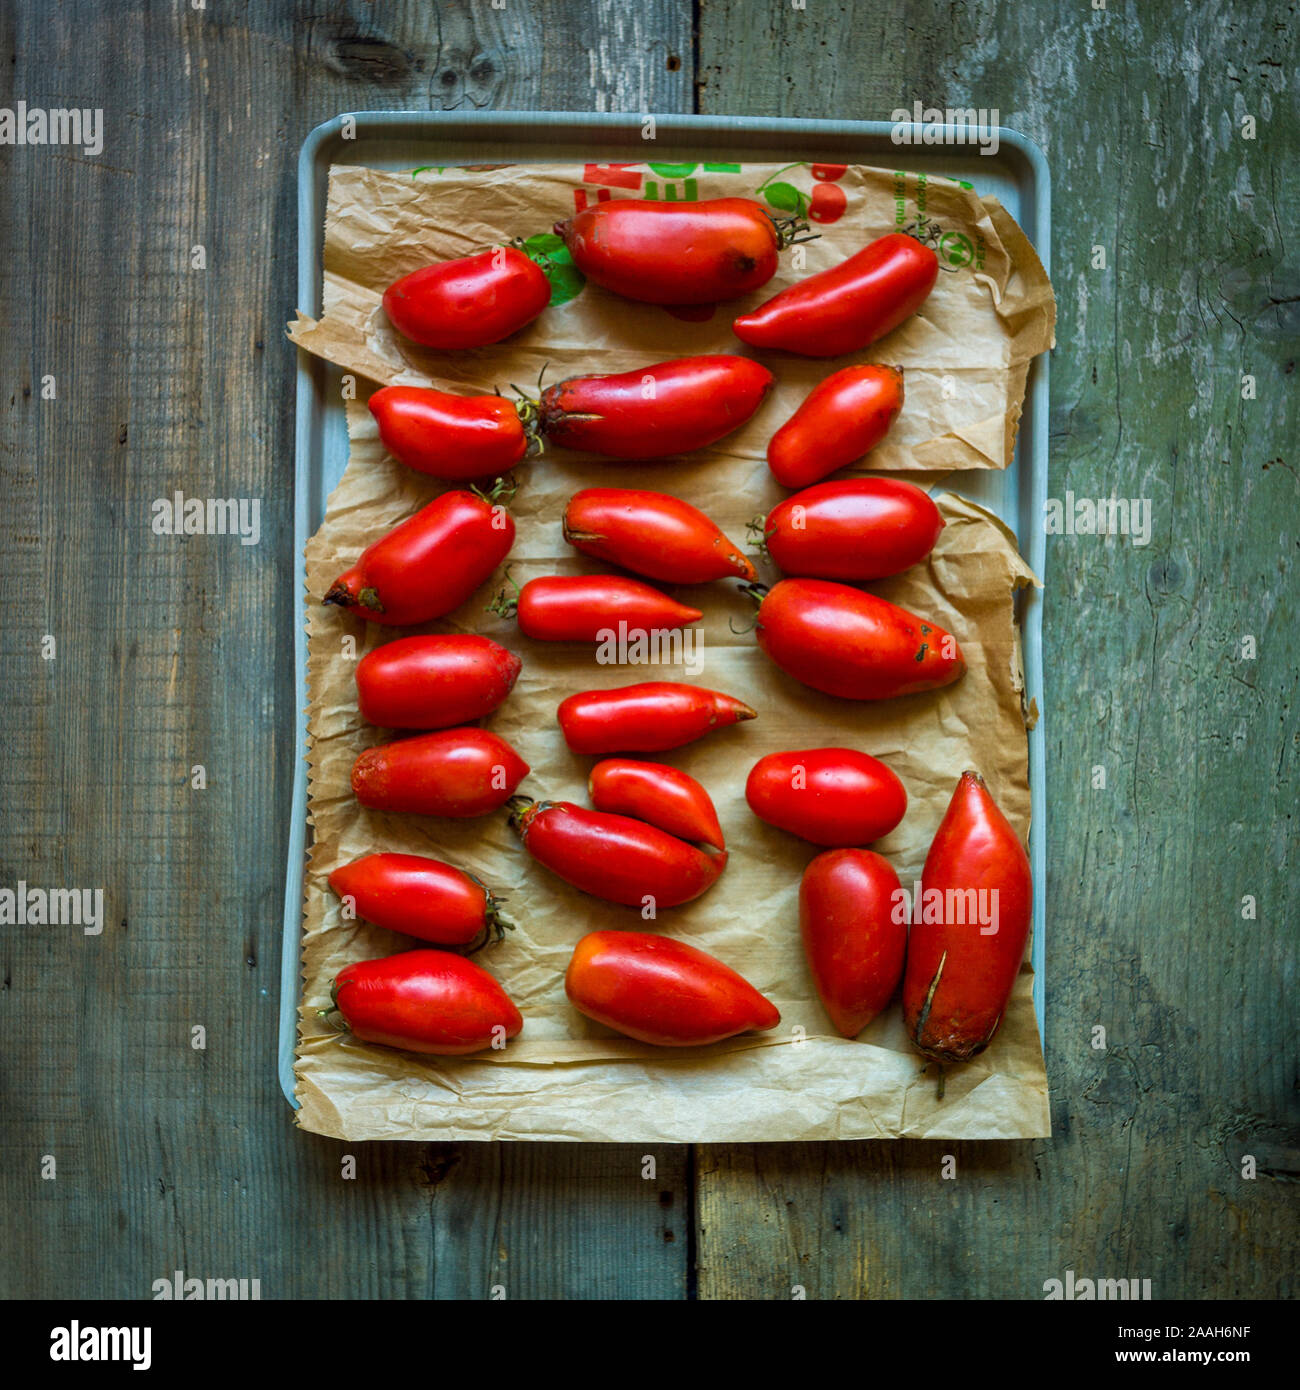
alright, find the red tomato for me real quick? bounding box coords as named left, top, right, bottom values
left=508, top=800, right=726, bottom=908
left=324, top=490, right=515, bottom=627
left=767, top=365, right=904, bottom=488
left=799, top=849, right=906, bottom=1037
left=733, top=232, right=939, bottom=357
left=903, top=771, right=1032, bottom=1063
left=332, top=950, right=522, bottom=1055
left=764, top=477, right=944, bottom=581
left=382, top=246, right=549, bottom=349
left=565, top=931, right=780, bottom=1046
left=564, top=488, right=756, bottom=583
left=745, top=748, right=907, bottom=846
left=368, top=385, right=534, bottom=482
left=327, top=852, right=511, bottom=947
left=555, top=197, right=792, bottom=305
left=589, top=758, right=725, bottom=851
left=351, top=728, right=528, bottom=818
left=808, top=183, right=847, bottom=224
left=511, top=575, right=702, bottom=643
left=539, top=355, right=773, bottom=459
left=558, top=682, right=756, bottom=754
left=355, top=635, right=521, bottom=729
left=752, top=579, right=964, bottom=700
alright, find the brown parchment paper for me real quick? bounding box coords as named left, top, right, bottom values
left=289, top=161, right=1055, bottom=473
left=290, top=157, right=1054, bottom=1142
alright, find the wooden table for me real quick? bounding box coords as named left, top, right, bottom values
left=3, top=0, right=1295, bottom=1300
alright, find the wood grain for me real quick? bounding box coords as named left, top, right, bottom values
left=1, top=0, right=1294, bottom=1300
left=695, top=0, right=1298, bottom=1300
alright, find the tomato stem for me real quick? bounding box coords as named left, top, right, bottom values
left=485, top=562, right=522, bottom=619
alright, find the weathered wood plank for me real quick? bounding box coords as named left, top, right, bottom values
left=695, top=0, right=1299, bottom=1300
left=0, top=0, right=692, bottom=1300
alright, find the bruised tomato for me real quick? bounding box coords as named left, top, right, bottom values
left=751, top=579, right=964, bottom=701
left=382, top=246, right=549, bottom=350
left=745, top=748, right=907, bottom=846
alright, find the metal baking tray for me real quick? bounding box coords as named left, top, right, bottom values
left=282, top=111, right=1050, bottom=1108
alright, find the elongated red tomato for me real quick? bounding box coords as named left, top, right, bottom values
left=764, top=477, right=944, bottom=581
left=328, top=852, right=511, bottom=947
left=903, top=771, right=1032, bottom=1064
left=800, top=849, right=906, bottom=1037
left=356, top=635, right=521, bottom=729
left=734, top=233, right=939, bottom=357
left=332, top=950, right=522, bottom=1055
left=369, top=385, right=534, bottom=481
left=556, top=198, right=798, bottom=305
left=767, top=366, right=904, bottom=488
left=539, top=355, right=773, bottom=459
left=508, top=800, right=726, bottom=908
left=565, top=931, right=780, bottom=1046
left=564, top=488, right=755, bottom=583
left=753, top=579, right=963, bottom=700
left=558, top=682, right=756, bottom=755
left=589, top=758, right=725, bottom=851
left=383, top=246, right=550, bottom=350
left=351, top=728, right=528, bottom=818
left=746, top=748, right=907, bottom=846
left=512, top=575, right=702, bottom=643
left=324, top=490, right=515, bottom=626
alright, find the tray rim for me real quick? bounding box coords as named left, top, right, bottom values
left=281, top=110, right=1051, bottom=1120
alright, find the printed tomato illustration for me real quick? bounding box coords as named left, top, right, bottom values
left=351, top=727, right=529, bottom=818
left=328, top=852, right=512, bottom=947
left=382, top=246, right=550, bottom=349
left=331, top=950, right=523, bottom=1055
left=811, top=163, right=847, bottom=182
left=564, top=931, right=780, bottom=1046
left=902, top=771, right=1033, bottom=1065
left=809, top=183, right=847, bottom=224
